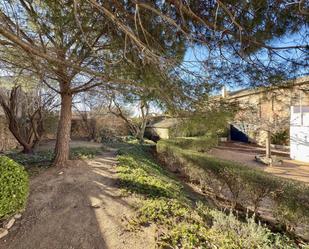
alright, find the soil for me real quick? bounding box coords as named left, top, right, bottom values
left=0, top=151, right=156, bottom=249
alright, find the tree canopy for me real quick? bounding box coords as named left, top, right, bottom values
left=0, top=0, right=308, bottom=165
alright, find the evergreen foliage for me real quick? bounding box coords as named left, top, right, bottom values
left=0, top=156, right=29, bottom=218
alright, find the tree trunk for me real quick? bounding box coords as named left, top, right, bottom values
left=53, top=93, right=72, bottom=167
left=138, top=100, right=149, bottom=144
left=22, top=144, right=34, bottom=154
left=265, top=130, right=271, bottom=159
left=138, top=119, right=147, bottom=143
left=128, top=123, right=139, bottom=137
left=7, top=121, right=34, bottom=154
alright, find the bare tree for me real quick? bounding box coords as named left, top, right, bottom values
left=108, top=97, right=140, bottom=137
left=0, top=85, right=55, bottom=153
left=73, top=108, right=97, bottom=141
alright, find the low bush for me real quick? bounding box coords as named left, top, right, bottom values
left=0, top=156, right=29, bottom=219
left=271, top=129, right=289, bottom=145
left=7, top=147, right=102, bottom=166
left=7, top=150, right=54, bottom=165
left=117, top=144, right=306, bottom=248
left=157, top=140, right=309, bottom=236
left=162, top=136, right=218, bottom=152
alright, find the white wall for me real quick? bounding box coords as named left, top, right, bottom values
left=290, top=106, right=309, bottom=163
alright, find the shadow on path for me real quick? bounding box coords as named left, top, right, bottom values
left=0, top=151, right=156, bottom=249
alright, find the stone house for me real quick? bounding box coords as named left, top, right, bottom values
left=223, top=76, right=309, bottom=146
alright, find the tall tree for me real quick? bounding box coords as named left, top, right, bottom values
left=88, top=0, right=308, bottom=86
left=0, top=1, right=131, bottom=166
left=0, top=0, right=307, bottom=166
left=0, top=0, right=186, bottom=166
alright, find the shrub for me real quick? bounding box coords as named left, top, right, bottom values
left=98, top=127, right=122, bottom=143
left=117, top=144, right=305, bottom=248
left=0, top=156, right=29, bottom=218
left=208, top=211, right=296, bottom=249
left=162, top=136, right=218, bottom=152
left=271, top=129, right=289, bottom=145
left=7, top=147, right=102, bottom=166
left=273, top=181, right=309, bottom=231
left=157, top=140, right=309, bottom=234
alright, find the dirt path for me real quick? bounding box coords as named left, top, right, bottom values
left=0, top=151, right=156, bottom=249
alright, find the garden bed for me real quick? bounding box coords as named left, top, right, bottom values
left=157, top=138, right=309, bottom=241
left=116, top=143, right=308, bottom=248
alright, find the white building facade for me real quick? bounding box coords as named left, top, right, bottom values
left=290, top=104, right=309, bottom=163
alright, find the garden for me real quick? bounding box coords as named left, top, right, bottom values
left=0, top=1, right=308, bottom=249
left=117, top=141, right=309, bottom=248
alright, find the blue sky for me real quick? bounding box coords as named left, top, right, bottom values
left=182, top=29, right=309, bottom=93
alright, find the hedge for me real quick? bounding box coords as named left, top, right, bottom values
left=161, top=136, right=218, bottom=152
left=117, top=144, right=303, bottom=248
left=157, top=140, right=309, bottom=237
left=0, top=156, right=29, bottom=219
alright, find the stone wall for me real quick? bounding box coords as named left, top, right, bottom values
left=0, top=116, right=19, bottom=152
left=0, top=111, right=130, bottom=151
left=71, top=113, right=130, bottom=140
left=229, top=78, right=309, bottom=146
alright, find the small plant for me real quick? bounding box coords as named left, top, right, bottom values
left=271, top=129, right=289, bottom=145
left=0, top=156, right=29, bottom=219
left=70, top=147, right=102, bottom=160
left=7, top=147, right=102, bottom=167
left=117, top=145, right=183, bottom=200
left=116, top=144, right=305, bottom=248
left=7, top=150, right=54, bottom=165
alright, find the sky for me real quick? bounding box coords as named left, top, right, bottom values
left=182, top=29, right=309, bottom=93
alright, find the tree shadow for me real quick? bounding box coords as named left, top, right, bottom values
left=1, top=152, right=137, bottom=249
left=117, top=179, right=174, bottom=199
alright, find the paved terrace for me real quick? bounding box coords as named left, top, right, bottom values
left=208, top=141, right=309, bottom=183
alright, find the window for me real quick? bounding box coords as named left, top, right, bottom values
left=291, top=105, right=309, bottom=126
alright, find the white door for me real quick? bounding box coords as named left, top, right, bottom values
left=290, top=106, right=309, bottom=163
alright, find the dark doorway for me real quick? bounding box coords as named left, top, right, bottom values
left=230, top=124, right=249, bottom=143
